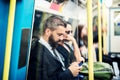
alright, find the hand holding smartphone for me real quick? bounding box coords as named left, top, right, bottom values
left=79, top=61, right=83, bottom=66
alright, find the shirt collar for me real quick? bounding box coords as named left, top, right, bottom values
left=39, top=37, right=55, bottom=56
left=39, top=37, right=52, bottom=50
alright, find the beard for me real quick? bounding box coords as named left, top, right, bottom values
left=48, top=34, right=60, bottom=49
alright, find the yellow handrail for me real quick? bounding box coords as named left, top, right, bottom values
left=98, top=0, right=102, bottom=62
left=102, top=2, right=107, bottom=55
left=3, top=0, right=16, bottom=80
left=87, top=0, right=94, bottom=80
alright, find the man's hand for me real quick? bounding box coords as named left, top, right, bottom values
left=68, top=62, right=82, bottom=77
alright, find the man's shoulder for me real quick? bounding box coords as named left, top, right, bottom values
left=31, top=39, right=46, bottom=51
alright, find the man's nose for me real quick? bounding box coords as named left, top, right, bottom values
left=59, top=36, right=64, bottom=40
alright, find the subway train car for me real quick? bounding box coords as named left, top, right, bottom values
left=0, top=0, right=120, bottom=80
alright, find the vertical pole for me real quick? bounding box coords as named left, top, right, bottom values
left=102, top=2, right=107, bottom=55
left=87, top=0, right=94, bottom=80
left=3, top=0, right=16, bottom=80
left=98, top=0, right=102, bottom=62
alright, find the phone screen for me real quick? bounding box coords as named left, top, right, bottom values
left=79, top=61, right=83, bottom=66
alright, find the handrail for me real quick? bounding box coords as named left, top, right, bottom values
left=102, top=2, right=107, bottom=55
left=98, top=0, right=102, bottom=62
left=2, top=0, right=16, bottom=80
left=87, top=0, right=94, bottom=80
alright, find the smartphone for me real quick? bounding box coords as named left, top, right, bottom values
left=79, top=61, right=83, bottom=66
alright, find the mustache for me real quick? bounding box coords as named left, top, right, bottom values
left=58, top=39, right=69, bottom=43
left=63, top=39, right=69, bottom=42
left=57, top=40, right=63, bottom=42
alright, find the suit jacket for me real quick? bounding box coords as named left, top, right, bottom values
left=27, top=40, right=74, bottom=80
left=56, top=44, right=76, bottom=68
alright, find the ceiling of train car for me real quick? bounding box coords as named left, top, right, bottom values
left=58, top=0, right=120, bottom=9
left=103, top=0, right=120, bottom=7
left=77, top=0, right=120, bottom=8
left=112, top=0, right=120, bottom=7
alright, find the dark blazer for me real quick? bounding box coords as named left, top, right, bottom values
left=56, top=44, right=76, bottom=68
left=27, top=40, right=74, bottom=80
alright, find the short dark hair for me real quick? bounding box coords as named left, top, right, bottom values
left=66, top=21, right=71, bottom=25
left=43, top=15, right=66, bottom=34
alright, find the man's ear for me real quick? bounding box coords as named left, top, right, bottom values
left=45, top=28, right=51, bottom=36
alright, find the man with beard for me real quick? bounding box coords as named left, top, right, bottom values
left=27, top=15, right=82, bottom=80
